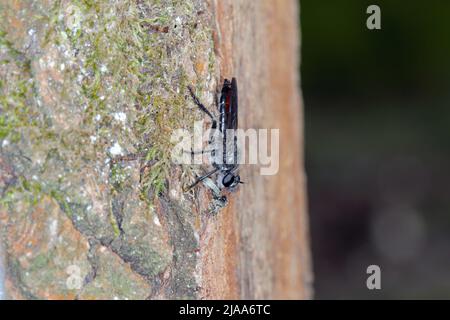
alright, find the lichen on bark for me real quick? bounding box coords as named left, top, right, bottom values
left=0, top=0, right=219, bottom=299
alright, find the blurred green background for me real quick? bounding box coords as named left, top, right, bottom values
left=301, top=0, right=450, bottom=298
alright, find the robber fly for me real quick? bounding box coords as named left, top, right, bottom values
left=186, top=78, right=242, bottom=209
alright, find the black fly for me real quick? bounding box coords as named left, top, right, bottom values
left=186, top=78, right=242, bottom=209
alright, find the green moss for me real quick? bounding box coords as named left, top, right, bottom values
left=29, top=254, right=51, bottom=272
left=0, top=31, right=36, bottom=144
left=2, top=0, right=216, bottom=214
left=50, top=190, right=73, bottom=219
left=0, top=187, right=19, bottom=209
left=110, top=163, right=128, bottom=191
left=43, top=0, right=212, bottom=201
left=109, top=201, right=121, bottom=238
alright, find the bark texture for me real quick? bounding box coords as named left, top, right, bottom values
left=0, top=0, right=311, bottom=299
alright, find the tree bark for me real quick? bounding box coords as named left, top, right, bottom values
left=0, top=0, right=311, bottom=299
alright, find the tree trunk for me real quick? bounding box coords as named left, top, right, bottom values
left=0, top=0, right=311, bottom=299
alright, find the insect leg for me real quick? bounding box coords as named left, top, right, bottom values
left=188, top=86, right=217, bottom=128
left=234, top=135, right=238, bottom=165
left=185, top=167, right=220, bottom=191
left=215, top=87, right=221, bottom=111
left=110, top=152, right=142, bottom=164
left=181, top=148, right=215, bottom=164
left=109, top=152, right=156, bottom=184
left=183, top=149, right=215, bottom=154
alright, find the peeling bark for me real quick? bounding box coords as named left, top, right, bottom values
left=0, top=0, right=311, bottom=300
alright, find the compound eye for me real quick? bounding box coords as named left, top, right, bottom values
left=222, top=174, right=235, bottom=188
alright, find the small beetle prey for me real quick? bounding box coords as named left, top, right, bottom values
left=186, top=78, right=242, bottom=209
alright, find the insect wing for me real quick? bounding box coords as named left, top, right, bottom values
left=230, top=77, right=238, bottom=130
left=222, top=78, right=238, bottom=131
